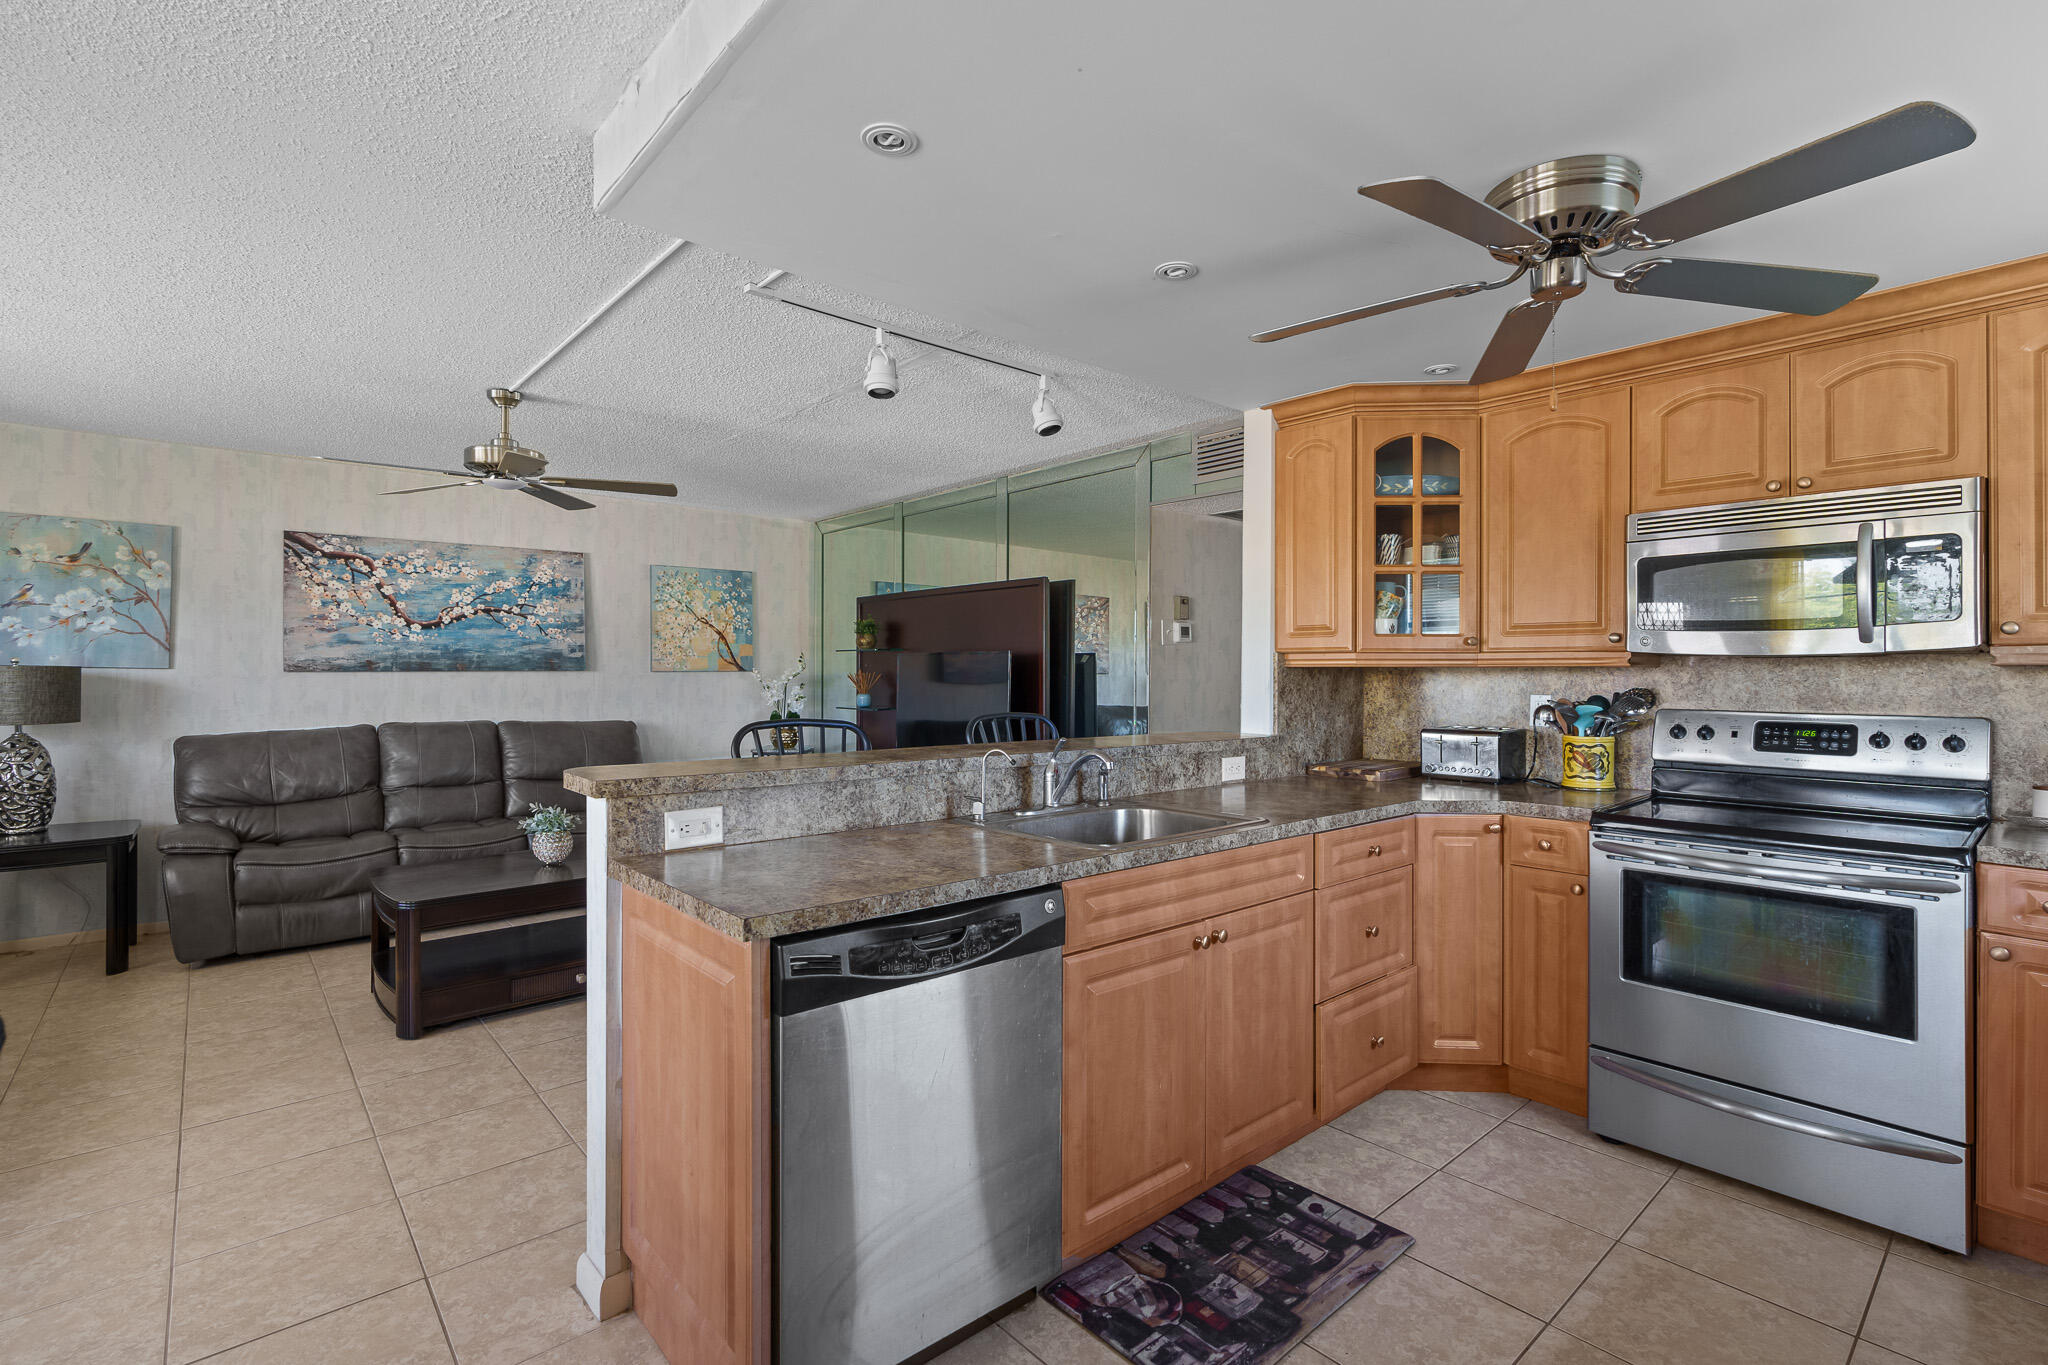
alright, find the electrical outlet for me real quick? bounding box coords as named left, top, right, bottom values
left=664, top=807, right=724, bottom=850
left=1529, top=694, right=1552, bottom=729
left=1221, top=755, right=1246, bottom=782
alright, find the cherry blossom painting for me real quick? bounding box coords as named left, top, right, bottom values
left=651, top=565, right=754, bottom=671
left=282, top=530, right=584, bottom=671
left=0, top=512, right=176, bottom=667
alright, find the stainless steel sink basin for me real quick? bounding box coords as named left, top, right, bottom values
left=974, top=801, right=1267, bottom=849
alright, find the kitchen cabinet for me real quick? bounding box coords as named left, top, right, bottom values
left=1413, top=815, right=1504, bottom=1064
left=1504, top=865, right=1589, bottom=1108
left=1316, top=966, right=1418, bottom=1121
left=1275, top=413, right=1356, bottom=652
left=1631, top=356, right=1791, bottom=512
left=1977, top=930, right=2048, bottom=1230
left=1063, top=836, right=1311, bottom=953
left=1206, top=894, right=1316, bottom=1174
left=1315, top=816, right=1416, bottom=884
left=1789, top=318, right=1987, bottom=494
left=1354, top=416, right=1483, bottom=656
left=1314, top=865, right=1413, bottom=1001
left=1482, top=388, right=1631, bottom=658
left=1992, top=303, right=2048, bottom=651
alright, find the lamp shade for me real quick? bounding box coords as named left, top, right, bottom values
left=0, top=664, right=82, bottom=726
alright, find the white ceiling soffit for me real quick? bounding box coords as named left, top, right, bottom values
left=595, top=0, right=2047, bottom=410
left=0, top=3, right=1227, bottom=522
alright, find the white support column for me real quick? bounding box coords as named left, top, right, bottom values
left=578, top=796, right=633, bottom=1319
left=1240, top=407, right=1277, bottom=734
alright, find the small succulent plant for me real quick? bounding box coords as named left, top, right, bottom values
left=518, top=804, right=583, bottom=835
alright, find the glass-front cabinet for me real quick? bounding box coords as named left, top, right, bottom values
left=1357, top=418, right=1479, bottom=654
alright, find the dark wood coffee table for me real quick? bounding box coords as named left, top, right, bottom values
left=370, top=852, right=586, bottom=1039
left=0, top=821, right=140, bottom=974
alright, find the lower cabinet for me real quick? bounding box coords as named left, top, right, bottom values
left=1206, top=894, right=1317, bottom=1174
left=1978, top=929, right=2048, bottom=1229
left=1504, top=864, right=1589, bottom=1105
left=1316, top=967, right=1418, bottom=1121
left=1414, top=816, right=1504, bottom=1064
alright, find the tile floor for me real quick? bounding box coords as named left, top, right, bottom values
left=9, top=935, right=2048, bottom=1365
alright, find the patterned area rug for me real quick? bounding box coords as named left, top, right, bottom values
left=1043, top=1165, right=1413, bottom=1364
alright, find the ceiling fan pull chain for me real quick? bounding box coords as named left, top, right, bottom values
left=1548, top=316, right=1559, bottom=412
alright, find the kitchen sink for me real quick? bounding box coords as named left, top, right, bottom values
left=974, top=801, right=1266, bottom=849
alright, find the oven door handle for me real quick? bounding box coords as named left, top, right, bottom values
left=1856, top=521, right=1877, bottom=644
left=1591, top=1054, right=1962, bottom=1164
left=1590, top=840, right=1960, bottom=895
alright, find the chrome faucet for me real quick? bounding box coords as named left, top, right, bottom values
left=972, top=748, right=1016, bottom=821
left=1049, top=749, right=1115, bottom=808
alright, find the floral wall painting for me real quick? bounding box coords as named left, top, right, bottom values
left=282, top=530, right=584, bottom=672
left=0, top=512, right=175, bottom=667
left=651, top=565, right=755, bottom=672
left=1076, top=594, right=1111, bottom=674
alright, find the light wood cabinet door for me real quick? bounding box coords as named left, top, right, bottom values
left=1353, top=415, right=1482, bottom=655
left=1414, top=815, right=1504, bottom=1064
left=1275, top=413, right=1356, bottom=652
left=1982, top=862, right=2048, bottom=940
left=1316, top=966, right=1418, bottom=1121
left=1315, top=865, right=1413, bottom=1002
left=1504, top=816, right=1588, bottom=875
left=1482, top=388, right=1631, bottom=655
left=1315, top=817, right=1417, bottom=886
left=1790, top=318, right=1987, bottom=494
left=1062, top=925, right=1210, bottom=1255
left=1206, top=893, right=1316, bottom=1176
left=1631, top=357, right=1791, bottom=511
left=1992, top=304, right=2048, bottom=646
left=1977, top=931, right=2048, bottom=1225
left=1504, top=865, right=1589, bottom=1091
left=1064, top=836, right=1312, bottom=953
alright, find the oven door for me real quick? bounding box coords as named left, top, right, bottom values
left=1588, top=833, right=1969, bottom=1141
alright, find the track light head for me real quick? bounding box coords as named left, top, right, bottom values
left=1030, top=375, right=1063, bottom=437
left=863, top=328, right=899, bottom=399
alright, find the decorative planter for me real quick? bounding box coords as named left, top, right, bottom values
left=854, top=632, right=877, bottom=650
left=775, top=724, right=802, bottom=753
left=528, top=830, right=574, bottom=865
left=854, top=691, right=873, bottom=708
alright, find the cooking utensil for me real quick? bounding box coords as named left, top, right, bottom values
left=1575, top=704, right=1604, bottom=734
left=1533, top=704, right=1562, bottom=732
left=1583, top=694, right=1612, bottom=714
left=1610, top=687, right=1657, bottom=720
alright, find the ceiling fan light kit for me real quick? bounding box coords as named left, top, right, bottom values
left=1254, top=102, right=1977, bottom=384
left=384, top=388, right=680, bottom=510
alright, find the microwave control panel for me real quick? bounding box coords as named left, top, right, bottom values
left=1653, top=710, right=1991, bottom=782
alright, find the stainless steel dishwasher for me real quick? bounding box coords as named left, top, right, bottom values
left=772, top=886, right=1065, bottom=1365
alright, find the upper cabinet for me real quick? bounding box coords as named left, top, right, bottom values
left=1993, top=304, right=2048, bottom=651
left=1789, top=318, right=1988, bottom=494
left=1356, top=416, right=1482, bottom=656
left=1632, top=357, right=1791, bottom=512
left=1274, top=413, right=1356, bottom=653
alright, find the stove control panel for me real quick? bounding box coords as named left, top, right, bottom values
left=1752, top=720, right=1858, bottom=755
left=1653, top=709, right=1991, bottom=782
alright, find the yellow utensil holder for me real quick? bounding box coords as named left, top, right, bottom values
left=1561, top=734, right=1616, bottom=791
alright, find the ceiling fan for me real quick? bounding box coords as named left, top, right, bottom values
left=1251, top=102, right=1976, bottom=383
left=383, top=388, right=680, bottom=510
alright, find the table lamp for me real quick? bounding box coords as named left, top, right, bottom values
left=0, top=661, right=82, bottom=835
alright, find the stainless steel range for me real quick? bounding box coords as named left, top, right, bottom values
left=1587, top=709, right=1991, bottom=1251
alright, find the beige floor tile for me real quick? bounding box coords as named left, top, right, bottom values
left=1849, top=1344, right=1919, bottom=1365
left=1259, top=1122, right=1435, bottom=1217
left=430, top=1222, right=595, bottom=1365
left=1445, top=1124, right=1668, bottom=1236
left=2, top=1042, right=184, bottom=1110
left=1622, top=1179, right=1883, bottom=1332
left=541, top=1080, right=584, bottom=1148
left=0, top=1265, right=171, bottom=1365
left=201, top=1279, right=453, bottom=1364
left=1860, top=1254, right=2048, bottom=1365
left=1310, top=1257, right=1542, bottom=1365
left=0, top=1190, right=175, bottom=1319
left=1520, top=1328, right=1631, bottom=1364
left=380, top=1092, right=571, bottom=1195
left=0, top=1080, right=180, bottom=1173
left=1381, top=1173, right=1613, bottom=1318
left=29, top=986, right=187, bottom=1045
left=327, top=992, right=396, bottom=1039
left=360, top=1052, right=533, bottom=1135
left=1554, top=1245, right=1852, bottom=1365
left=179, top=1048, right=355, bottom=1128
left=401, top=1143, right=585, bottom=1273
left=342, top=1019, right=507, bottom=1087
left=185, top=985, right=333, bottom=1042
left=307, top=938, right=371, bottom=986
left=995, top=1294, right=1123, bottom=1364
left=1672, top=1165, right=1892, bottom=1247
left=0, top=944, right=74, bottom=989
left=18, top=1022, right=185, bottom=1074
left=932, top=1323, right=1039, bottom=1364
left=178, top=1088, right=373, bottom=1186
left=44, top=963, right=189, bottom=1012
left=183, top=1017, right=343, bottom=1083
left=185, top=953, right=319, bottom=1007
left=1327, top=1089, right=1503, bottom=1167
left=165, top=1200, right=422, bottom=1365
left=1425, top=1088, right=1527, bottom=1119
left=0, top=1131, right=180, bottom=1239
left=505, top=1036, right=582, bottom=1091
left=0, top=981, right=56, bottom=1029
left=1508, top=1101, right=1678, bottom=1175
left=484, top=998, right=584, bottom=1052
left=175, top=1136, right=395, bottom=1262
left=1892, top=1233, right=2048, bottom=1308
left=517, top=1312, right=666, bottom=1365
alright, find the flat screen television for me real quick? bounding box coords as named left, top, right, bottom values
left=894, top=650, right=1014, bottom=747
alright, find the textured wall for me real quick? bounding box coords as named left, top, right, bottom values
left=1149, top=506, right=1243, bottom=732
left=0, top=421, right=815, bottom=938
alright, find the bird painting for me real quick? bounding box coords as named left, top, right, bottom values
left=3, top=584, right=35, bottom=607
left=49, top=542, right=92, bottom=565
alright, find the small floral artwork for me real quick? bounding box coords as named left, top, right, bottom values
left=0, top=512, right=176, bottom=667
left=282, top=530, right=584, bottom=672
left=651, top=565, right=755, bottom=672
left=1076, top=594, right=1111, bottom=673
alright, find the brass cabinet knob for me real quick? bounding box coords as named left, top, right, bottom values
left=1367, top=844, right=1383, bottom=856
left=1538, top=839, right=1553, bottom=851
left=1572, top=883, right=1585, bottom=896
left=1365, top=925, right=1382, bottom=938
left=1991, top=946, right=2014, bottom=962
left=1765, top=480, right=1784, bottom=492
left=1194, top=933, right=1211, bottom=950
left=575, top=972, right=587, bottom=985
left=1370, top=1035, right=1387, bottom=1048
left=1485, top=823, right=1502, bottom=833
left=1463, top=636, right=1480, bottom=647
left=1796, top=477, right=1813, bottom=489
left=2002, top=622, right=2023, bottom=635
left=1607, top=632, right=1624, bottom=644
left=1213, top=927, right=1229, bottom=945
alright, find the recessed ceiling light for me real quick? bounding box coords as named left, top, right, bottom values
left=1422, top=362, right=1460, bottom=377
left=861, top=123, right=920, bottom=156
left=1154, top=261, right=1199, bottom=282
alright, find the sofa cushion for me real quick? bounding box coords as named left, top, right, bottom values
left=393, top=819, right=527, bottom=866
left=175, top=726, right=384, bottom=843
left=379, top=720, right=506, bottom=830
left=232, top=831, right=398, bottom=904
left=158, top=822, right=241, bottom=855
left=234, top=891, right=374, bottom=956
left=500, top=720, right=639, bottom=817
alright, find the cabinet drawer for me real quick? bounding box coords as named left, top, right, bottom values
left=1506, top=816, right=1588, bottom=874
left=1316, top=967, right=1417, bottom=1122
left=1981, top=863, right=2048, bottom=940
left=1315, top=818, right=1416, bottom=886
left=1315, top=866, right=1413, bottom=1002
left=1065, top=836, right=1312, bottom=953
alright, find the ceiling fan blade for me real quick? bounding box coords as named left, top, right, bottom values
left=1622, top=258, right=1879, bottom=315
left=1251, top=279, right=1502, bottom=343
left=1357, top=177, right=1548, bottom=252
left=1469, top=300, right=1559, bottom=384
left=380, top=480, right=478, bottom=497
left=535, top=477, right=681, bottom=497
left=1627, top=102, right=1975, bottom=246
left=518, top=482, right=596, bottom=511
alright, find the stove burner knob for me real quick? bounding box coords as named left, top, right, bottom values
left=1904, top=733, right=1927, bottom=751
left=1668, top=724, right=1687, bottom=739
left=1868, top=732, right=1890, bottom=749
left=1943, top=734, right=1967, bottom=753
left=1696, top=725, right=1716, bottom=741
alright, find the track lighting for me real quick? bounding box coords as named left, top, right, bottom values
left=863, top=328, right=899, bottom=399
left=1031, top=376, right=1063, bottom=437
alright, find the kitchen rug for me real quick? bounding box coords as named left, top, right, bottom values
left=1042, top=1165, right=1412, bottom=1364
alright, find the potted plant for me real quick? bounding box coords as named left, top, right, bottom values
left=518, top=804, right=582, bottom=865
left=758, top=655, right=808, bottom=753
left=848, top=669, right=880, bottom=709
left=853, top=618, right=879, bottom=650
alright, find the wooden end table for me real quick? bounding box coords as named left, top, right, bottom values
left=370, top=852, right=587, bottom=1039
left=0, top=821, right=140, bottom=974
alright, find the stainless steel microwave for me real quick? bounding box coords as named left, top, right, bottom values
left=1626, top=478, right=1983, bottom=656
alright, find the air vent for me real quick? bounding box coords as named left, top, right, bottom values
left=1194, top=426, right=1245, bottom=481
left=785, top=954, right=842, bottom=977
left=1630, top=479, right=1979, bottom=541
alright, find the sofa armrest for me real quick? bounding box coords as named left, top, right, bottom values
left=158, top=822, right=241, bottom=855
left=160, top=841, right=239, bottom=962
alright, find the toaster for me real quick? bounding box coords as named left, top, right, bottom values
left=1419, top=726, right=1530, bottom=782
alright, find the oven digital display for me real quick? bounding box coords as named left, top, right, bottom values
left=1752, top=721, right=1857, bottom=755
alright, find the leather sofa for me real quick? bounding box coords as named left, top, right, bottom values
left=159, top=719, right=638, bottom=962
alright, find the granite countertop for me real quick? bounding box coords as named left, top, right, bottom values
left=611, top=775, right=1642, bottom=941
left=1983, top=819, right=2048, bottom=871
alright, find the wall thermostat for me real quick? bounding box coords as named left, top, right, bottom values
left=1165, top=621, right=1195, bottom=644
left=1172, top=595, right=1192, bottom=621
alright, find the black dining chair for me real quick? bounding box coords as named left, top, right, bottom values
left=730, top=719, right=872, bottom=758
left=965, top=712, right=1061, bottom=744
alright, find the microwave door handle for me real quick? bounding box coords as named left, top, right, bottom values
left=1856, top=521, right=1876, bottom=644
left=1589, top=841, right=1959, bottom=894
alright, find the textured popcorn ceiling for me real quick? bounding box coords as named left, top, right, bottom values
left=0, top=2, right=1230, bottom=520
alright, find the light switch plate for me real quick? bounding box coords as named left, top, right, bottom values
left=1221, top=755, right=1246, bottom=782
left=664, top=807, right=724, bottom=850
